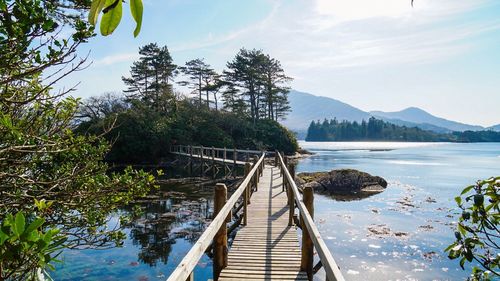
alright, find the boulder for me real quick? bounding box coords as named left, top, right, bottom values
left=297, top=169, right=387, bottom=196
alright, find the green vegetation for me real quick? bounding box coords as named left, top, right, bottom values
left=77, top=45, right=298, bottom=164
left=0, top=0, right=156, bottom=278
left=306, top=117, right=500, bottom=142
left=446, top=177, right=499, bottom=280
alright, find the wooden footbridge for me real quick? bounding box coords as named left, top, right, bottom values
left=169, top=145, right=345, bottom=281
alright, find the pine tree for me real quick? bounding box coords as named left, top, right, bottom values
left=178, top=59, right=223, bottom=109
left=122, top=43, right=177, bottom=111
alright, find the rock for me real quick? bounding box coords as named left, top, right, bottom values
left=297, top=169, right=387, bottom=196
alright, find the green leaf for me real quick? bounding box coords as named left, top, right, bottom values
left=0, top=229, right=8, bottom=245
left=14, top=212, right=26, bottom=237
left=100, top=0, right=123, bottom=36
left=24, top=218, right=45, bottom=235
left=88, top=0, right=106, bottom=25
left=461, top=185, right=474, bottom=195
left=130, top=0, right=143, bottom=37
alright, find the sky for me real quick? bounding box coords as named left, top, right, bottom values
left=63, top=0, right=500, bottom=127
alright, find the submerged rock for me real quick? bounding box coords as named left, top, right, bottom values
left=297, top=169, right=387, bottom=196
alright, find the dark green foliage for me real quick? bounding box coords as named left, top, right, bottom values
left=78, top=98, right=298, bottom=163
left=122, top=43, right=177, bottom=111
left=306, top=117, right=500, bottom=142
left=178, top=58, right=223, bottom=109
left=224, top=48, right=292, bottom=122
left=1, top=0, right=157, bottom=278
left=77, top=44, right=298, bottom=164
left=446, top=177, right=499, bottom=280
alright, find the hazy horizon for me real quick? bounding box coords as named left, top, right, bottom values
left=61, top=0, right=500, bottom=127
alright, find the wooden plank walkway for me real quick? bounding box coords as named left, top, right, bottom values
left=219, top=165, right=308, bottom=281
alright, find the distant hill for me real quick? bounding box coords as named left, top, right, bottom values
left=370, top=107, right=484, bottom=132
left=281, top=90, right=370, bottom=137
left=282, top=90, right=493, bottom=139
left=487, top=124, right=500, bottom=132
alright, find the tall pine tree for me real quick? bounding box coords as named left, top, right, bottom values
left=122, top=43, right=177, bottom=112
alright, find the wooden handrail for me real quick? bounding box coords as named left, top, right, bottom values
left=166, top=153, right=266, bottom=281
left=277, top=152, right=346, bottom=281
left=171, top=144, right=264, bottom=155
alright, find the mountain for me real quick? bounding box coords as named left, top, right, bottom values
left=370, top=107, right=484, bottom=132
left=282, top=90, right=371, bottom=137
left=283, top=90, right=491, bottom=138
left=487, top=124, right=500, bottom=132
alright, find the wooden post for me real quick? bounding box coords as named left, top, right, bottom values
left=213, top=183, right=228, bottom=281
left=186, top=272, right=194, bottom=281
left=233, top=148, right=237, bottom=178
left=246, top=148, right=249, bottom=162
left=275, top=150, right=279, bottom=167
left=252, top=156, right=259, bottom=189
left=260, top=153, right=264, bottom=177
left=212, top=146, right=216, bottom=179
left=288, top=181, right=294, bottom=226
left=189, top=145, right=193, bottom=175
left=200, top=146, right=204, bottom=177
left=301, top=186, right=314, bottom=280
left=282, top=165, right=287, bottom=192
left=223, top=147, right=227, bottom=178
left=289, top=163, right=296, bottom=183
left=243, top=163, right=251, bottom=226
left=279, top=152, right=284, bottom=176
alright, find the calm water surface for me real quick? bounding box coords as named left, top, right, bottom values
left=52, top=142, right=500, bottom=280
left=298, top=142, right=500, bottom=281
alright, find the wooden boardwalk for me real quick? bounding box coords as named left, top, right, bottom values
left=166, top=148, right=345, bottom=281
left=219, top=165, right=308, bottom=281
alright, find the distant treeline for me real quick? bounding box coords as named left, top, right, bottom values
left=306, top=117, right=500, bottom=142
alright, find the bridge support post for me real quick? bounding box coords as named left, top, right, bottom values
left=243, top=163, right=251, bottom=225
left=252, top=156, right=259, bottom=190
left=301, top=186, right=314, bottom=280
left=288, top=182, right=294, bottom=226
left=200, top=146, right=204, bottom=177
left=289, top=163, right=295, bottom=183
left=186, top=272, right=193, bottom=281
left=189, top=145, right=193, bottom=175
left=214, top=183, right=228, bottom=281
left=233, top=148, right=237, bottom=178
left=223, top=147, right=227, bottom=179
left=275, top=150, right=279, bottom=167
left=212, top=146, right=216, bottom=179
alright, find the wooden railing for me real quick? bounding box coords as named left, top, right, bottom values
left=170, top=145, right=263, bottom=164
left=166, top=152, right=266, bottom=281
left=277, top=152, right=346, bottom=281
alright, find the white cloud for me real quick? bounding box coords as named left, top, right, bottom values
left=315, top=0, right=413, bottom=20
left=93, top=53, right=139, bottom=66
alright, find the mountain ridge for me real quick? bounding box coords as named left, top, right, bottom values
left=282, top=90, right=495, bottom=136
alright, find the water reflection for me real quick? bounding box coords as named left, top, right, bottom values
left=127, top=184, right=213, bottom=267
left=52, top=181, right=216, bottom=280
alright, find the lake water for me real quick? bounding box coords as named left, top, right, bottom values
left=51, top=142, right=500, bottom=281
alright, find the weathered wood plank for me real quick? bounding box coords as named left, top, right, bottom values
left=219, top=165, right=307, bottom=281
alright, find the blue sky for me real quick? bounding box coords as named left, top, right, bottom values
left=63, top=0, right=500, bottom=127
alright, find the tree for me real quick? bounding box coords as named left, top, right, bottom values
left=122, top=43, right=177, bottom=112
left=178, top=58, right=222, bottom=109
left=0, top=0, right=156, bottom=278
left=259, top=54, right=292, bottom=121
left=224, top=48, right=292, bottom=123
left=446, top=177, right=499, bottom=280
